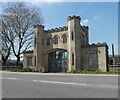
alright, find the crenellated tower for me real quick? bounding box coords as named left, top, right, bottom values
left=68, top=15, right=82, bottom=70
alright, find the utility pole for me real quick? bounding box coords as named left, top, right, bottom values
left=112, top=44, right=115, bottom=71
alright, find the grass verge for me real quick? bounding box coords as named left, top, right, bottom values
left=67, top=70, right=120, bottom=74
left=8, top=67, right=38, bottom=72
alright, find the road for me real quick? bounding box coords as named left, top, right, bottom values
left=1, top=71, right=119, bottom=98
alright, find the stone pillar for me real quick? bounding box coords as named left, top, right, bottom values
left=34, top=24, right=45, bottom=71
left=98, top=44, right=108, bottom=72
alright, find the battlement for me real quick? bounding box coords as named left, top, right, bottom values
left=90, top=42, right=108, bottom=47
left=82, top=42, right=108, bottom=48
left=34, top=24, right=44, bottom=28
left=67, top=15, right=81, bottom=21
left=81, top=26, right=89, bottom=33
left=45, top=26, right=68, bottom=33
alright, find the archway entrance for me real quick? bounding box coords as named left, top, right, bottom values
left=48, top=49, right=68, bottom=72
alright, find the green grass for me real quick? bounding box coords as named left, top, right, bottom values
left=8, top=67, right=120, bottom=74
left=67, top=70, right=120, bottom=74
left=9, top=67, right=38, bottom=72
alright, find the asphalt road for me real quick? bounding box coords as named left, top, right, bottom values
left=1, top=71, right=119, bottom=98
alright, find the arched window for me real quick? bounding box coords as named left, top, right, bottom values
left=71, top=31, right=74, bottom=40
left=47, top=38, right=50, bottom=46
left=62, top=34, right=67, bottom=43
left=53, top=35, right=58, bottom=44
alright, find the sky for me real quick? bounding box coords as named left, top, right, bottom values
left=30, top=2, right=118, bottom=55
left=0, top=2, right=119, bottom=57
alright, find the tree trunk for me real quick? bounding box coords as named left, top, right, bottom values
left=2, top=60, right=6, bottom=66
left=16, top=56, right=20, bottom=67
left=2, top=56, right=8, bottom=66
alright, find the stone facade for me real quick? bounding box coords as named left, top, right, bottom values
left=23, top=15, right=109, bottom=72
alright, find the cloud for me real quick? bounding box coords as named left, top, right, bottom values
left=29, top=0, right=63, bottom=2
left=93, top=16, right=99, bottom=20
left=29, top=0, right=62, bottom=6
left=81, top=19, right=89, bottom=25
left=0, top=0, right=63, bottom=2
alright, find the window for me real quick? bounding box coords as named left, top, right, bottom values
left=47, top=38, right=50, bottom=46
left=27, top=57, right=32, bottom=66
left=71, top=31, right=74, bottom=40
left=34, top=56, right=36, bottom=66
left=62, top=34, right=67, bottom=43
left=72, top=53, right=74, bottom=65
left=54, top=35, right=58, bottom=44
left=34, top=37, right=36, bottom=45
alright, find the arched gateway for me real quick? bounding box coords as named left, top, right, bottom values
left=48, top=49, right=68, bottom=72
left=23, top=15, right=109, bottom=72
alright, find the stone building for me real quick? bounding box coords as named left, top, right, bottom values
left=23, top=15, right=109, bottom=72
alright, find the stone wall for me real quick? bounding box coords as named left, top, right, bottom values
left=81, top=43, right=108, bottom=71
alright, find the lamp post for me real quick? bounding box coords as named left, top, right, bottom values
left=112, top=44, right=115, bottom=71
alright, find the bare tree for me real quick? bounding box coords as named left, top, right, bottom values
left=0, top=16, right=12, bottom=66
left=0, top=2, right=42, bottom=66
left=1, top=31, right=12, bottom=66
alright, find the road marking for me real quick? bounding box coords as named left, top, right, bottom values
left=33, top=80, right=86, bottom=86
left=6, top=78, right=17, bottom=80
left=0, top=77, right=17, bottom=80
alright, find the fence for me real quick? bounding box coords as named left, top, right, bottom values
left=108, top=65, right=120, bottom=72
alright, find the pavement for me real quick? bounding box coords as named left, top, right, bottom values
left=1, top=71, right=119, bottom=98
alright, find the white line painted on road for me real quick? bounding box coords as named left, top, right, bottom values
left=32, top=80, right=117, bottom=89
left=0, top=77, right=17, bottom=80
left=33, top=80, right=86, bottom=86
left=6, top=78, right=17, bottom=80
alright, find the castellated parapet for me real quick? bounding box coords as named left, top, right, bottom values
left=90, top=42, right=108, bottom=47
left=45, top=26, right=68, bottom=33
left=45, top=15, right=89, bottom=33
left=34, top=24, right=44, bottom=28
left=23, top=15, right=109, bottom=72
left=67, top=15, right=81, bottom=21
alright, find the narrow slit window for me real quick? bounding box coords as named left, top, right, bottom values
left=34, top=37, right=36, bottom=45
left=71, top=31, right=74, bottom=40
left=34, top=56, right=36, bottom=66
left=72, top=53, right=74, bottom=65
